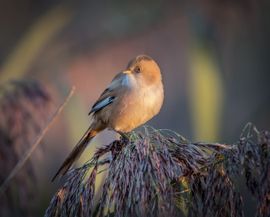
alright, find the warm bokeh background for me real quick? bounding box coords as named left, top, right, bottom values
left=0, top=0, right=269, bottom=216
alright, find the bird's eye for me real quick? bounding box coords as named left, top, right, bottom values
left=134, top=66, right=141, bottom=73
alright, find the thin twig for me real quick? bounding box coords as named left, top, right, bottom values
left=174, top=188, right=191, bottom=194
left=0, top=86, right=75, bottom=195
left=197, top=142, right=232, bottom=149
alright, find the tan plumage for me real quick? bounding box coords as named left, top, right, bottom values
left=52, top=55, right=164, bottom=181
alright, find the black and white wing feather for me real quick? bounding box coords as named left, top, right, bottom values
left=88, top=72, right=125, bottom=115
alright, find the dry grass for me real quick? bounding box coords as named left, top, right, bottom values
left=45, top=124, right=270, bottom=217
left=0, top=79, right=53, bottom=217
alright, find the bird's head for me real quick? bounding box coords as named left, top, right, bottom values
left=123, top=55, right=162, bottom=86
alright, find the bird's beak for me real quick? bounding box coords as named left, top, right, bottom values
left=123, top=70, right=131, bottom=74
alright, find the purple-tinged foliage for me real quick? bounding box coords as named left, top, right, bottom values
left=0, top=80, right=53, bottom=217
left=46, top=125, right=270, bottom=217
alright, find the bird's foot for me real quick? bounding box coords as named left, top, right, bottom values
left=118, top=132, right=132, bottom=143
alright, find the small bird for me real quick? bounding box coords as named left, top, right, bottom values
left=52, top=55, right=164, bottom=181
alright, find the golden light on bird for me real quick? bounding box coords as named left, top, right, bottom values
left=52, top=55, right=164, bottom=181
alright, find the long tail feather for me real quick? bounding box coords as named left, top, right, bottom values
left=51, top=127, right=97, bottom=182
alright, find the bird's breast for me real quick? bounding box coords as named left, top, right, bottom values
left=110, top=82, right=164, bottom=132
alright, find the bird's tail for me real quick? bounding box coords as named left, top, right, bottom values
left=51, top=127, right=98, bottom=182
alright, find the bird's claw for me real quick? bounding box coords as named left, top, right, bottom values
left=118, top=132, right=131, bottom=142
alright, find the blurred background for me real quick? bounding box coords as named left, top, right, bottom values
left=0, top=0, right=269, bottom=216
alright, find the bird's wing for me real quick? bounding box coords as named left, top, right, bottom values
left=89, top=72, right=125, bottom=115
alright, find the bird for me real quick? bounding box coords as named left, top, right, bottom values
left=52, top=54, right=164, bottom=181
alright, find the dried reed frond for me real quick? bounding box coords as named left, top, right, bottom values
left=0, top=79, right=53, bottom=217
left=224, top=125, right=270, bottom=217
left=45, top=124, right=270, bottom=217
